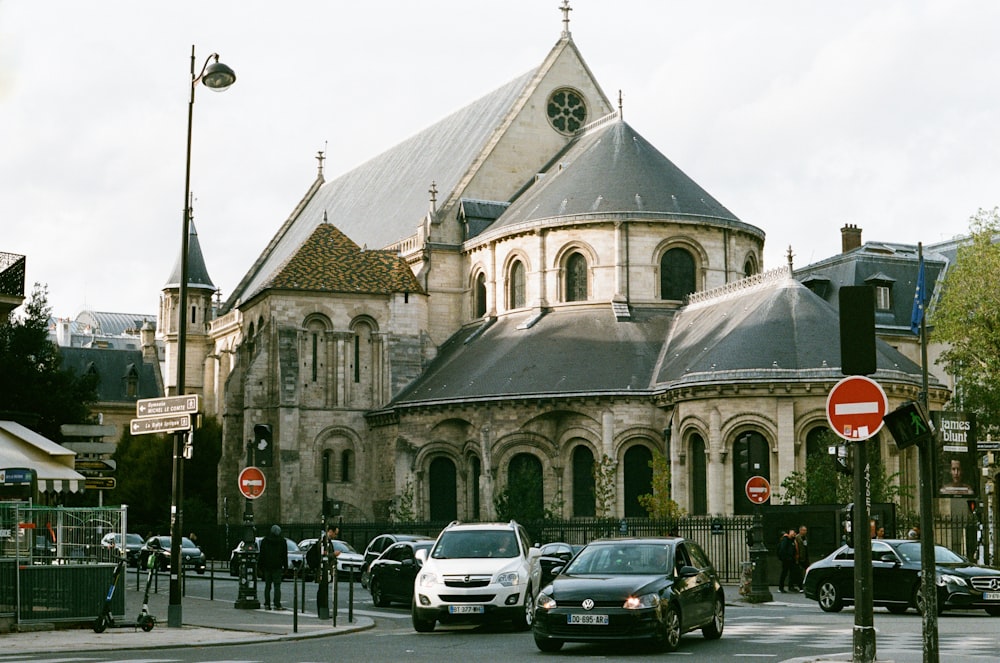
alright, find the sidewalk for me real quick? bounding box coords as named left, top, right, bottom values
left=9, top=580, right=373, bottom=654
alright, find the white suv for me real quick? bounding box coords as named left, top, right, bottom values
left=412, top=520, right=539, bottom=632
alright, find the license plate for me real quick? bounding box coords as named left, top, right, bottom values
left=568, top=613, right=609, bottom=625
left=984, top=592, right=1000, bottom=601
left=448, top=605, right=485, bottom=614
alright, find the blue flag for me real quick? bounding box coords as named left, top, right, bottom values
left=910, top=258, right=926, bottom=335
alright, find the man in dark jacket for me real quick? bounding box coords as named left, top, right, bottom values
left=259, top=525, right=288, bottom=610
left=777, top=528, right=797, bottom=593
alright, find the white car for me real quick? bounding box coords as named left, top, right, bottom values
left=411, top=520, right=539, bottom=632
left=298, top=538, right=365, bottom=579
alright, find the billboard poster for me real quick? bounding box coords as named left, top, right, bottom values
left=933, top=411, right=977, bottom=498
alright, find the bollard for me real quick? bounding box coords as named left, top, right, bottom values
left=348, top=566, right=354, bottom=623
left=332, top=567, right=339, bottom=627
left=292, top=565, right=298, bottom=633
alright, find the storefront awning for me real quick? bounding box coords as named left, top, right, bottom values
left=0, top=421, right=86, bottom=494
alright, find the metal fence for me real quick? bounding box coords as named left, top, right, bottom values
left=0, top=503, right=127, bottom=624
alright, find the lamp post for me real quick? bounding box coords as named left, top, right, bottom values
left=168, top=45, right=236, bottom=629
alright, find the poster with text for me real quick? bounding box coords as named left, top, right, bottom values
left=933, top=411, right=977, bottom=498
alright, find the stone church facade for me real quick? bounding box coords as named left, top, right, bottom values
left=157, top=9, right=948, bottom=527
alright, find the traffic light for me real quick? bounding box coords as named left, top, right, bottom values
left=253, top=423, right=273, bottom=467
left=831, top=444, right=851, bottom=475
left=839, top=286, right=877, bottom=376
left=882, top=401, right=932, bottom=450
left=738, top=434, right=767, bottom=477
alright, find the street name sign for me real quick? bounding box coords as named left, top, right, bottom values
left=745, top=476, right=771, bottom=504
left=84, top=477, right=117, bottom=490
left=130, top=414, right=191, bottom=436
left=826, top=375, right=888, bottom=441
left=136, top=395, right=200, bottom=418
left=238, top=466, right=266, bottom=499
left=74, top=459, right=117, bottom=472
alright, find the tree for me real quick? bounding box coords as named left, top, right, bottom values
left=592, top=454, right=616, bottom=518
left=933, top=207, right=1000, bottom=431
left=637, top=450, right=684, bottom=520
left=0, top=283, right=97, bottom=441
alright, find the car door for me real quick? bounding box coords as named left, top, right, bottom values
left=383, top=543, right=410, bottom=601
left=670, top=543, right=708, bottom=627
left=871, top=541, right=910, bottom=604
left=828, top=546, right=856, bottom=600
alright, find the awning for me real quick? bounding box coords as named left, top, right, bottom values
left=0, top=421, right=86, bottom=494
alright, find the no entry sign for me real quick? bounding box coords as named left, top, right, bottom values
left=238, top=466, right=266, bottom=499
left=745, top=476, right=771, bottom=504
left=826, top=376, right=888, bottom=441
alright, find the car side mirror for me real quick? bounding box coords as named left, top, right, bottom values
left=528, top=547, right=541, bottom=560
left=678, top=565, right=700, bottom=578
left=550, top=565, right=565, bottom=577
left=415, top=548, right=428, bottom=563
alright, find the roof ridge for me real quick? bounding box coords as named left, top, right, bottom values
left=686, top=266, right=792, bottom=308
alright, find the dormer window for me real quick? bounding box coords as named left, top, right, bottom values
left=864, top=272, right=896, bottom=312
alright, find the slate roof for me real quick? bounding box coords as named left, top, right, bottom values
left=59, top=347, right=162, bottom=402
left=164, top=220, right=216, bottom=292
left=479, top=119, right=760, bottom=239
left=255, top=222, right=424, bottom=299
left=226, top=69, right=537, bottom=310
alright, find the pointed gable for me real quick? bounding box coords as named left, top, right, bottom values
left=249, top=223, right=424, bottom=301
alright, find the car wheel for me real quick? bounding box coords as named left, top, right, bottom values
left=657, top=602, right=681, bottom=652
left=886, top=604, right=909, bottom=615
left=701, top=593, right=725, bottom=639
left=412, top=603, right=436, bottom=632
left=534, top=634, right=563, bottom=652
left=818, top=581, right=844, bottom=613
left=371, top=577, right=389, bottom=607
left=915, top=585, right=944, bottom=616
left=985, top=606, right=1000, bottom=617
left=512, top=586, right=532, bottom=631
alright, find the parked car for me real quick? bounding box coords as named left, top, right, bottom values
left=138, top=535, right=206, bottom=574
left=411, top=520, right=539, bottom=632
left=361, top=533, right=433, bottom=588
left=803, top=538, right=1000, bottom=615
left=228, top=537, right=304, bottom=578
left=297, top=538, right=365, bottom=579
left=368, top=540, right=434, bottom=607
left=100, top=532, right=145, bottom=567
left=529, top=542, right=584, bottom=594
left=532, top=537, right=725, bottom=653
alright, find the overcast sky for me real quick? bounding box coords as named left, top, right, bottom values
left=3, top=0, right=997, bottom=318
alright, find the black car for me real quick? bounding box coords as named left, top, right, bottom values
left=804, top=538, right=1000, bottom=616
left=100, top=532, right=145, bottom=567
left=532, top=537, right=725, bottom=653
left=360, top=533, right=432, bottom=588
left=138, top=536, right=207, bottom=574
left=368, top=540, right=435, bottom=607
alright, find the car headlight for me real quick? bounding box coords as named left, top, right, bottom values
left=496, top=571, right=520, bottom=587
left=937, top=573, right=967, bottom=587
left=623, top=593, right=660, bottom=610
left=536, top=592, right=556, bottom=610
left=417, top=570, right=439, bottom=588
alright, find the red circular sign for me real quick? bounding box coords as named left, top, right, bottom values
left=826, top=376, right=888, bottom=441
left=238, top=466, right=266, bottom=500
left=745, top=476, right=771, bottom=504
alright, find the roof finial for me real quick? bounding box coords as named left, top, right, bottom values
left=786, top=245, right=794, bottom=270
left=560, top=0, right=572, bottom=38
left=316, top=146, right=326, bottom=178
left=323, top=209, right=329, bottom=225
left=618, top=89, right=623, bottom=120
left=428, top=181, right=438, bottom=214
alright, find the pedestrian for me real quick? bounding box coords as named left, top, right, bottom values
left=777, top=528, right=797, bottom=593
left=794, top=525, right=809, bottom=592
left=259, top=524, right=288, bottom=610
left=907, top=525, right=920, bottom=540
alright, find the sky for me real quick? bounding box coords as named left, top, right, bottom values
left=2, top=0, right=998, bottom=319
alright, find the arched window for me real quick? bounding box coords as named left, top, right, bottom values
left=507, top=453, right=544, bottom=519
left=429, top=457, right=458, bottom=521
left=565, top=252, right=588, bottom=302
left=572, top=445, right=595, bottom=517
left=732, top=431, right=770, bottom=516
left=689, top=433, right=707, bottom=516
left=743, top=255, right=758, bottom=278
left=623, top=446, right=653, bottom=517
left=474, top=272, right=487, bottom=318
left=508, top=260, right=526, bottom=309
left=469, top=455, right=481, bottom=520
left=340, top=449, right=354, bottom=482
left=660, top=247, right=696, bottom=300
left=349, top=317, right=377, bottom=408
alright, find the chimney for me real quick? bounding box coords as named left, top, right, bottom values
left=841, top=224, right=862, bottom=253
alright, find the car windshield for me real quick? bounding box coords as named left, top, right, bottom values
left=181, top=537, right=198, bottom=548
left=564, top=543, right=672, bottom=575
left=894, top=542, right=966, bottom=564
left=126, top=533, right=143, bottom=545
left=332, top=540, right=358, bottom=554
left=432, top=530, right=518, bottom=559
left=286, top=539, right=299, bottom=552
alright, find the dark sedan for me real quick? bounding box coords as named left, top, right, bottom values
left=530, top=542, right=584, bottom=593
left=804, top=538, right=1000, bottom=616
left=532, top=537, right=725, bottom=653
left=368, top=540, right=435, bottom=607
left=138, top=536, right=206, bottom=574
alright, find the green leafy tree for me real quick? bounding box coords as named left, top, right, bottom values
left=592, top=454, right=616, bottom=518
left=389, top=477, right=416, bottom=523
left=637, top=450, right=684, bottom=520
left=0, top=283, right=97, bottom=441
left=494, top=459, right=563, bottom=524
left=933, top=207, right=1000, bottom=430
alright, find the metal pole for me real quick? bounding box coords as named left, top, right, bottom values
left=852, top=441, right=875, bottom=662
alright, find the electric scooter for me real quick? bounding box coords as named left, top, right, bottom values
left=93, top=549, right=157, bottom=633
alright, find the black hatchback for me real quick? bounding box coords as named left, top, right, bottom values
left=368, top=540, right=435, bottom=607
left=803, top=538, right=1000, bottom=615
left=532, top=537, right=725, bottom=653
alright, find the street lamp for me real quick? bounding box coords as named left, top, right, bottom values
left=168, top=45, right=236, bottom=629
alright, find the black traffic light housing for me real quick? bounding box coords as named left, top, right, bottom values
left=839, top=286, right=877, bottom=376
left=882, top=401, right=933, bottom=450
left=737, top=434, right=767, bottom=477
left=253, top=423, right=273, bottom=467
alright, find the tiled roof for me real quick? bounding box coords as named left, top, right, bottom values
left=257, top=223, right=424, bottom=297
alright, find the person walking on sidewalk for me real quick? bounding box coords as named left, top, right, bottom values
left=777, top=528, right=797, bottom=593
left=793, top=525, right=809, bottom=592
left=259, top=524, right=288, bottom=610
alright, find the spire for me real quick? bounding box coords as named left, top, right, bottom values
left=618, top=89, right=623, bottom=121
left=428, top=181, right=438, bottom=214
left=560, top=0, right=572, bottom=38
left=164, top=218, right=216, bottom=291
left=316, top=147, right=326, bottom=179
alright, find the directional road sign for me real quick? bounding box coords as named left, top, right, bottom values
left=826, top=375, right=888, bottom=441
left=136, top=395, right=200, bottom=418
left=84, top=477, right=117, bottom=490
left=745, top=476, right=771, bottom=504
left=130, top=414, right=191, bottom=436
left=74, top=459, right=117, bottom=472
left=238, top=466, right=266, bottom=499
